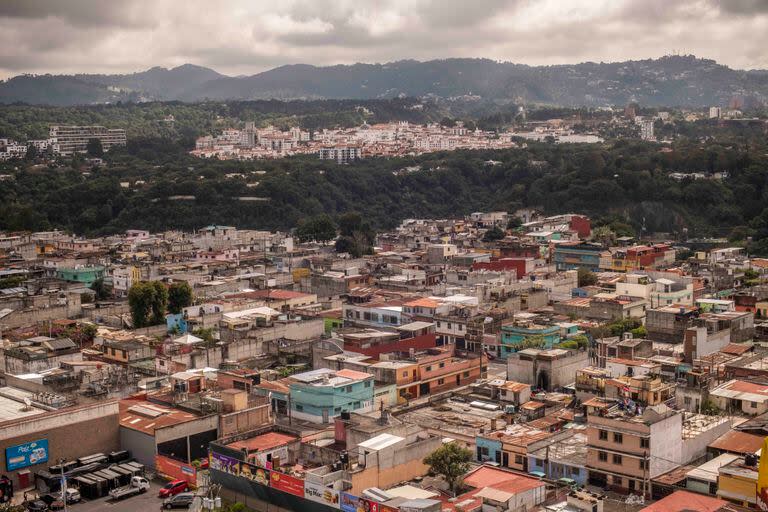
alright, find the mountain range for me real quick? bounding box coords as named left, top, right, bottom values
left=2, top=55, right=767, bottom=107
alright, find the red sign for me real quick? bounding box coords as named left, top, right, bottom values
left=269, top=471, right=304, bottom=497
left=155, top=455, right=196, bottom=486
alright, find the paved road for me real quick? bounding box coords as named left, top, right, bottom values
left=54, top=482, right=171, bottom=512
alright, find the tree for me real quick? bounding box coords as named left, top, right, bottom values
left=336, top=212, right=375, bottom=257
left=591, top=225, right=615, bottom=245
left=506, top=216, right=522, bottom=230
left=482, top=226, right=505, bottom=242
left=24, top=143, right=38, bottom=161
left=296, top=215, right=336, bottom=244
left=128, top=281, right=168, bottom=328
left=90, top=278, right=111, bottom=301
left=577, top=267, right=598, bottom=287
left=168, top=281, right=194, bottom=314
left=423, top=443, right=472, bottom=495
left=86, top=138, right=103, bottom=157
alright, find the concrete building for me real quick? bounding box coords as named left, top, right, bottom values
left=318, top=146, right=362, bottom=164
left=289, top=368, right=375, bottom=424
left=709, top=379, right=768, bottom=416
left=507, top=348, right=588, bottom=391
left=49, top=125, right=126, bottom=155
left=499, top=322, right=560, bottom=358
left=585, top=401, right=730, bottom=496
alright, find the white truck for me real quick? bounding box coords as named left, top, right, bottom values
left=108, top=476, right=150, bottom=500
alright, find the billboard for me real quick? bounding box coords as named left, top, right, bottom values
left=155, top=455, right=196, bottom=485
left=341, top=493, right=380, bottom=512
left=239, top=461, right=270, bottom=486
left=305, top=481, right=340, bottom=509
left=6, top=439, right=48, bottom=471
left=269, top=471, right=304, bottom=497
left=210, top=452, right=240, bottom=475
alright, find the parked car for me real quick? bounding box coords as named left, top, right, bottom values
left=162, top=492, right=195, bottom=509
left=158, top=480, right=189, bottom=498
left=24, top=499, right=48, bottom=512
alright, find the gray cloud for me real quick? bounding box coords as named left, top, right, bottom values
left=0, top=0, right=766, bottom=79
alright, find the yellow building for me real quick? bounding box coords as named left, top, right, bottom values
left=717, top=456, right=757, bottom=508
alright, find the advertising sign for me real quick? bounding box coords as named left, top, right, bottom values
left=304, top=481, right=341, bottom=509
left=210, top=452, right=240, bottom=475
left=239, top=461, right=270, bottom=486
left=269, top=471, right=304, bottom=497
left=6, top=439, right=48, bottom=471
left=340, top=492, right=360, bottom=512
left=155, top=455, right=196, bottom=485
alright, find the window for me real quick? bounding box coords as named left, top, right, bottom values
left=459, top=324, right=464, bottom=331
left=402, top=371, right=408, bottom=377
left=612, top=475, right=622, bottom=485
left=447, top=323, right=452, bottom=329
left=571, top=467, right=580, bottom=476
left=233, top=381, right=247, bottom=390
left=437, top=378, right=445, bottom=385
left=640, top=438, right=650, bottom=449
left=426, top=366, right=432, bottom=372
left=437, top=321, right=442, bottom=328
left=639, top=459, right=648, bottom=470
left=364, top=381, right=371, bottom=388
left=599, top=430, right=608, bottom=441
left=613, top=454, right=622, bottom=465
left=598, top=451, right=607, bottom=462
left=439, top=362, right=445, bottom=369
left=354, top=402, right=361, bottom=408
left=752, top=401, right=758, bottom=409
left=334, top=407, right=341, bottom=413
left=463, top=371, right=470, bottom=378
left=628, top=480, right=636, bottom=491
left=514, top=455, right=524, bottom=464
left=614, top=433, right=623, bottom=444
left=345, top=386, right=353, bottom=393
left=684, top=396, right=692, bottom=405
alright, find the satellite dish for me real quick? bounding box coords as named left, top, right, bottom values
left=23, top=397, right=31, bottom=407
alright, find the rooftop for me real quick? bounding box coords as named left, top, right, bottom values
left=226, top=431, right=297, bottom=452
left=119, top=396, right=204, bottom=435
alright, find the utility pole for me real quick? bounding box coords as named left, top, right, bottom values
left=60, top=459, right=68, bottom=512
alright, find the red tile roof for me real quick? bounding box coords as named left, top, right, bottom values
left=226, top=432, right=297, bottom=452
left=640, top=490, right=726, bottom=512
left=463, top=466, right=544, bottom=494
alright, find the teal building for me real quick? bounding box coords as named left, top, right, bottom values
left=500, top=323, right=560, bottom=358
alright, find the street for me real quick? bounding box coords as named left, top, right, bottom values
left=29, top=482, right=172, bottom=512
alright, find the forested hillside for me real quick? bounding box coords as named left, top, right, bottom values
left=3, top=135, right=768, bottom=253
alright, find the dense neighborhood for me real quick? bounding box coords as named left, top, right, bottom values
left=0, top=207, right=767, bottom=512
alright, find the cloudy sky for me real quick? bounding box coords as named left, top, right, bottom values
left=1, top=0, right=767, bottom=79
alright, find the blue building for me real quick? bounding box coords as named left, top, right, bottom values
left=475, top=435, right=503, bottom=464
left=288, top=368, right=375, bottom=424
left=552, top=242, right=603, bottom=272
left=527, top=433, right=587, bottom=485
left=499, top=323, right=560, bottom=358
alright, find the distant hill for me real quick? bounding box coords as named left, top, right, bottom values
left=2, top=56, right=767, bottom=107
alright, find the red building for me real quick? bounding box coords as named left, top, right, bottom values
left=472, top=258, right=534, bottom=277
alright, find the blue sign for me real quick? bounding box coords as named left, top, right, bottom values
left=6, top=439, right=48, bottom=471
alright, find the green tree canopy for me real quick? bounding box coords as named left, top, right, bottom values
left=90, top=277, right=112, bottom=301
left=423, top=443, right=473, bottom=495
left=128, top=281, right=168, bottom=327
left=482, top=226, right=505, bottom=242
left=86, top=138, right=104, bottom=157
left=577, top=267, right=598, bottom=287
left=168, top=281, right=194, bottom=314
left=295, top=215, right=336, bottom=244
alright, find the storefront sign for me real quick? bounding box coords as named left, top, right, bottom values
left=304, top=481, right=341, bottom=509
left=6, top=439, right=48, bottom=471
